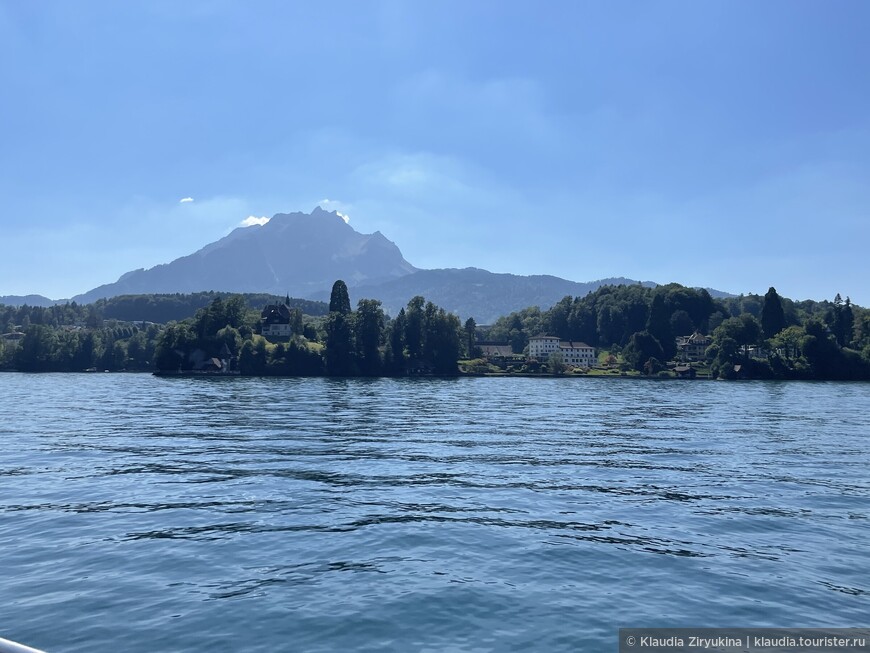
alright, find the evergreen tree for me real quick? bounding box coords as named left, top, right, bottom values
left=324, top=280, right=357, bottom=375
left=354, top=299, right=385, bottom=375
left=825, top=293, right=850, bottom=347
left=842, top=298, right=855, bottom=347
left=426, top=307, right=461, bottom=375
left=329, top=280, right=351, bottom=315
left=802, top=319, right=840, bottom=376
left=422, top=301, right=439, bottom=363
left=86, top=306, right=103, bottom=329
left=404, top=296, right=425, bottom=360
left=464, top=317, right=478, bottom=358
left=646, top=293, right=675, bottom=360
left=761, top=287, right=787, bottom=339
left=324, top=312, right=355, bottom=375
left=386, top=308, right=407, bottom=375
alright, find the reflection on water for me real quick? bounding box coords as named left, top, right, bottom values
left=1, top=375, right=869, bottom=652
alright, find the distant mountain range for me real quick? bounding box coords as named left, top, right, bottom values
left=2, top=207, right=734, bottom=321
left=71, top=207, right=416, bottom=305
left=310, top=268, right=660, bottom=324
left=0, top=294, right=57, bottom=308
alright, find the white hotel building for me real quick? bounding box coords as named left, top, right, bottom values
left=528, top=335, right=596, bottom=368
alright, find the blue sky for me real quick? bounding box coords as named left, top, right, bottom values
left=1, top=1, right=868, bottom=304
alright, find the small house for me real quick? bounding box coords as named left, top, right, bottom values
left=676, top=332, right=711, bottom=361
left=478, top=342, right=513, bottom=357
left=261, top=302, right=294, bottom=338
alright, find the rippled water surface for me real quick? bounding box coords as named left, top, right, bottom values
left=1, top=374, right=868, bottom=652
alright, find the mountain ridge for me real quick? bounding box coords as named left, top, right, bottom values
left=0, top=294, right=58, bottom=308
left=2, top=207, right=735, bottom=319
left=70, top=207, right=417, bottom=305
left=311, top=268, right=662, bottom=323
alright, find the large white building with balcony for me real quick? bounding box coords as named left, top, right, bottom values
left=528, top=335, right=596, bottom=368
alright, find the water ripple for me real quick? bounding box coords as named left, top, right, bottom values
left=1, top=374, right=869, bottom=652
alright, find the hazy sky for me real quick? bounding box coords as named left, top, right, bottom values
left=2, top=1, right=868, bottom=304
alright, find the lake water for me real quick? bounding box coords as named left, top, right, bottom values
left=1, top=374, right=868, bottom=652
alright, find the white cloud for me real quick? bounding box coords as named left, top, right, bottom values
left=179, top=197, right=194, bottom=203
left=240, top=215, right=270, bottom=227
left=318, top=198, right=352, bottom=222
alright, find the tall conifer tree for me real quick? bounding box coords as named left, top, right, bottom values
left=329, top=280, right=351, bottom=314
left=761, top=287, right=787, bottom=339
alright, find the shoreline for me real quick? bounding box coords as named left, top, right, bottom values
left=2, top=369, right=867, bottom=382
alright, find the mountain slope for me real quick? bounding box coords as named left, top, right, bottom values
left=312, top=268, right=659, bottom=323
left=0, top=294, right=57, bottom=308
left=72, top=207, right=416, bottom=304
left=60, top=206, right=735, bottom=321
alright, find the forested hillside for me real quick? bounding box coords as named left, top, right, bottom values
left=484, top=284, right=870, bottom=380
left=2, top=283, right=868, bottom=380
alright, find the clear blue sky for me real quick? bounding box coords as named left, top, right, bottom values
left=1, top=1, right=868, bottom=304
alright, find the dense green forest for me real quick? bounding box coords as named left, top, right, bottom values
left=0, top=284, right=464, bottom=376
left=153, top=282, right=463, bottom=376
left=0, top=292, right=326, bottom=333
left=2, top=283, right=869, bottom=380
left=482, top=284, right=870, bottom=380
left=95, top=292, right=328, bottom=323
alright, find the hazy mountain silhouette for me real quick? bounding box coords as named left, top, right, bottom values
left=0, top=294, right=57, bottom=308
left=312, top=268, right=660, bottom=323
left=24, top=206, right=735, bottom=320
left=72, top=207, right=416, bottom=305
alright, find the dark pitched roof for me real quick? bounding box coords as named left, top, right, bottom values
left=559, top=341, right=593, bottom=349
left=261, top=303, right=292, bottom=324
